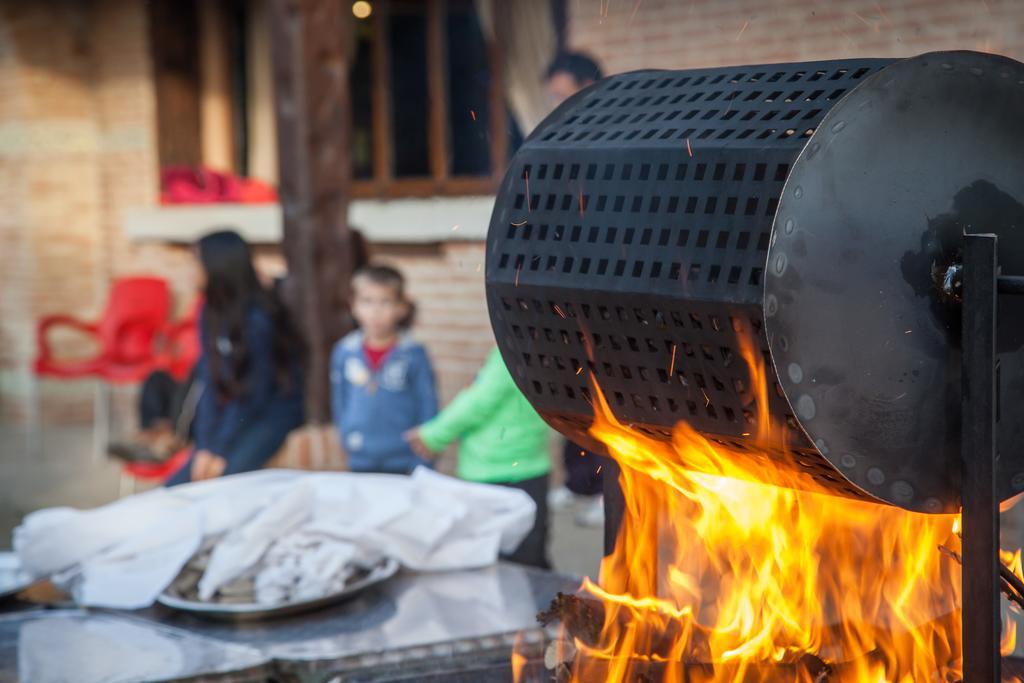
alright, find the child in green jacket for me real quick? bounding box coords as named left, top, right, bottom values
left=405, top=347, right=552, bottom=568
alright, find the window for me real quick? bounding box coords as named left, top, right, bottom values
left=150, top=0, right=519, bottom=200
left=150, top=0, right=274, bottom=183
left=349, top=0, right=520, bottom=198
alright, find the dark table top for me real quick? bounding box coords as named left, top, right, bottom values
left=0, top=563, right=577, bottom=683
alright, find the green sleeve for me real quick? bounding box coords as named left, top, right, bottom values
left=419, top=349, right=513, bottom=451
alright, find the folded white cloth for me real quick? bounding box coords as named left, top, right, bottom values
left=12, top=468, right=536, bottom=609
left=198, top=483, right=314, bottom=600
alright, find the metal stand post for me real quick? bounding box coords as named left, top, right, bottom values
left=962, top=233, right=1001, bottom=682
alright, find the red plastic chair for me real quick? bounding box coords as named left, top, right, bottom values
left=119, top=447, right=191, bottom=496
left=35, top=277, right=172, bottom=383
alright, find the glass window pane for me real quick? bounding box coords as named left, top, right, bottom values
left=351, top=18, right=374, bottom=180
left=389, top=2, right=429, bottom=177
left=446, top=1, right=490, bottom=176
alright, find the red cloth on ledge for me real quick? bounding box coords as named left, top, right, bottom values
left=160, top=166, right=278, bottom=204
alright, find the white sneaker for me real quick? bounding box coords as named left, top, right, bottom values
left=575, top=496, right=605, bottom=528
left=548, top=485, right=576, bottom=511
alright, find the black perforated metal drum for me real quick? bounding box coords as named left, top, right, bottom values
left=484, top=51, right=1024, bottom=513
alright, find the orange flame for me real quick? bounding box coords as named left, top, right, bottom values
left=565, top=339, right=966, bottom=681
left=511, top=631, right=527, bottom=681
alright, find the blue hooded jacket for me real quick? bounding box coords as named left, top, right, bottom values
left=329, top=330, right=438, bottom=474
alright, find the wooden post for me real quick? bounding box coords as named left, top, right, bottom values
left=268, top=0, right=354, bottom=424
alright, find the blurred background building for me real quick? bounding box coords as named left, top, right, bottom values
left=1, top=0, right=1023, bottom=548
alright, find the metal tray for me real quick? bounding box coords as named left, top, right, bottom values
left=156, top=558, right=400, bottom=621
left=0, top=553, right=33, bottom=601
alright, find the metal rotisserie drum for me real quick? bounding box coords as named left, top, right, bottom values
left=484, top=51, right=1024, bottom=513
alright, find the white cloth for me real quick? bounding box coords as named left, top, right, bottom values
left=12, top=468, right=536, bottom=609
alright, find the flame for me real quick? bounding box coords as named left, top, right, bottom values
left=511, top=631, right=527, bottom=681
left=562, top=339, right=967, bottom=681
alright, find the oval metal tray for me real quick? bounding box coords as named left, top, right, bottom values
left=0, top=553, right=33, bottom=600
left=156, top=557, right=400, bottom=621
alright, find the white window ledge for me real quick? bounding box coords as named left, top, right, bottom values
left=122, top=196, right=496, bottom=244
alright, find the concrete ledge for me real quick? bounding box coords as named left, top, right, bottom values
left=122, top=196, right=495, bottom=244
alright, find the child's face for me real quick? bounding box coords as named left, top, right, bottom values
left=352, top=279, right=407, bottom=339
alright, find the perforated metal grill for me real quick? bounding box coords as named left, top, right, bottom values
left=485, top=59, right=893, bottom=498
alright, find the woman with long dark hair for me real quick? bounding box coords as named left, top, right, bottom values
left=166, top=230, right=305, bottom=485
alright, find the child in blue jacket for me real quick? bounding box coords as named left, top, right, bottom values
left=330, top=265, right=438, bottom=474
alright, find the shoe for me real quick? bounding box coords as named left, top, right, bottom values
left=107, top=441, right=164, bottom=463
left=548, top=485, right=576, bottom=511
left=575, top=496, right=605, bottom=528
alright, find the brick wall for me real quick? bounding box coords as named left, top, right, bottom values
left=0, top=0, right=170, bottom=427
left=568, top=0, right=1024, bottom=74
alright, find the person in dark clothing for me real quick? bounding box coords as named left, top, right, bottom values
left=166, top=230, right=305, bottom=486
left=108, top=366, right=200, bottom=463
left=544, top=51, right=603, bottom=109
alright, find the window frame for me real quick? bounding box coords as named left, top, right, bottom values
left=353, top=0, right=508, bottom=199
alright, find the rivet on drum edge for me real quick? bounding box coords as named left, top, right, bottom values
left=814, top=438, right=829, bottom=455
left=784, top=217, right=795, bottom=234
left=867, top=467, right=885, bottom=486
left=891, top=481, right=914, bottom=501
left=830, top=120, right=846, bottom=133
left=765, top=294, right=778, bottom=317
left=796, top=394, right=815, bottom=420
left=779, top=335, right=789, bottom=351
left=924, top=498, right=942, bottom=513
left=775, top=253, right=788, bottom=275
left=788, top=362, right=803, bottom=384
left=839, top=454, right=856, bottom=469
left=1012, top=473, right=1024, bottom=491
left=793, top=186, right=803, bottom=199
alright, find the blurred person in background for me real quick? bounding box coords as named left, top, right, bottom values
left=543, top=51, right=608, bottom=528
left=330, top=265, right=438, bottom=474
left=544, top=51, right=603, bottom=110
left=166, top=230, right=305, bottom=485
left=404, top=348, right=553, bottom=569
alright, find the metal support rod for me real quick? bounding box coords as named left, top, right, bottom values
left=962, top=233, right=1000, bottom=683
left=998, top=275, right=1024, bottom=295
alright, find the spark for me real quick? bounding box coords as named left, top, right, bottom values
left=576, top=367, right=584, bottom=375
left=515, top=265, right=521, bottom=287
left=595, top=465, right=602, bottom=474
left=669, top=344, right=677, bottom=376
left=470, top=110, right=477, bottom=121
left=580, top=450, right=586, bottom=457
left=851, top=11, right=873, bottom=28
left=451, top=224, right=459, bottom=232
left=524, top=170, right=531, bottom=211
left=629, top=0, right=642, bottom=24
left=702, top=388, right=711, bottom=407
left=734, top=19, right=749, bottom=41
left=578, top=189, right=585, bottom=216
left=511, top=219, right=527, bottom=226
left=686, top=138, right=693, bottom=157
left=554, top=304, right=567, bottom=318
left=905, top=329, right=912, bottom=334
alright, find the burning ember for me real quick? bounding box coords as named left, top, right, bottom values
left=523, top=341, right=1023, bottom=682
